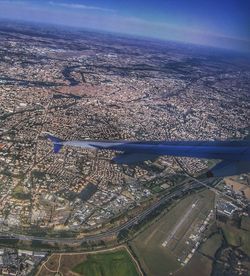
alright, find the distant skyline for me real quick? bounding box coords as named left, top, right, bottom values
left=0, top=0, right=249, bottom=52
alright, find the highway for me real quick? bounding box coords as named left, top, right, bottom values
left=0, top=178, right=220, bottom=245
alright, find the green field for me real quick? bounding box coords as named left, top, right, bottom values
left=72, top=249, right=139, bottom=276
left=130, top=189, right=215, bottom=276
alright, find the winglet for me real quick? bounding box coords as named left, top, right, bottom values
left=45, top=133, right=64, bottom=153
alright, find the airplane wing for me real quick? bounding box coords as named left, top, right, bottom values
left=111, top=152, right=160, bottom=164
left=45, top=134, right=250, bottom=177
left=206, top=160, right=250, bottom=177
left=111, top=147, right=250, bottom=177
left=46, top=134, right=64, bottom=153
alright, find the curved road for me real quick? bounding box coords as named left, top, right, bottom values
left=1, top=178, right=220, bottom=245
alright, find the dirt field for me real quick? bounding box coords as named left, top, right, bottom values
left=224, top=177, right=250, bottom=199
left=37, top=253, right=87, bottom=276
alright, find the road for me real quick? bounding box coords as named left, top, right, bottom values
left=0, top=178, right=220, bottom=245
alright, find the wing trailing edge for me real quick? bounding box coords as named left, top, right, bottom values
left=207, top=160, right=250, bottom=178
left=112, top=152, right=160, bottom=164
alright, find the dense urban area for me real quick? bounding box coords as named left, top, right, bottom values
left=0, top=20, right=249, bottom=275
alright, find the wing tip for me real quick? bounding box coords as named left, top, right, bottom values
left=44, top=132, right=64, bottom=153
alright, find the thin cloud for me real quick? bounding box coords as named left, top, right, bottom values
left=48, top=1, right=115, bottom=13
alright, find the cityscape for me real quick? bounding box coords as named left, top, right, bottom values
left=0, top=18, right=249, bottom=276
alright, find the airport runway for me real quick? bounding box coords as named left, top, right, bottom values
left=162, top=199, right=199, bottom=247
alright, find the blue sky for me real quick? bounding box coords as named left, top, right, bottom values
left=0, top=0, right=249, bottom=52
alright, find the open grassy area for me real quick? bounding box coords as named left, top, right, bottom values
left=221, top=224, right=250, bottom=255
left=221, top=225, right=241, bottom=247
left=130, top=189, right=215, bottom=276
left=241, top=216, right=250, bottom=231
left=175, top=252, right=213, bottom=276
left=240, top=231, right=250, bottom=256
left=199, top=233, right=223, bottom=257
left=72, top=250, right=139, bottom=276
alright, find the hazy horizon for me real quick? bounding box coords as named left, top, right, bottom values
left=0, top=0, right=249, bottom=52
